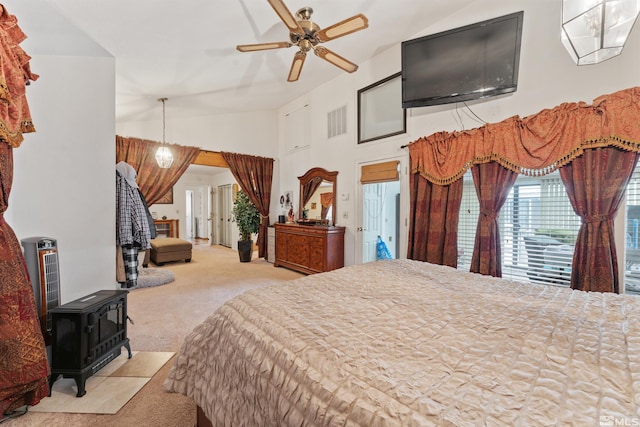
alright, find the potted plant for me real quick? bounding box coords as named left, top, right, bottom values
left=232, top=189, right=261, bottom=262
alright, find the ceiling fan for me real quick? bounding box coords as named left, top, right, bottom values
left=236, top=0, right=369, bottom=82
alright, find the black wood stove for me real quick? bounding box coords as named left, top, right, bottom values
left=48, top=289, right=132, bottom=397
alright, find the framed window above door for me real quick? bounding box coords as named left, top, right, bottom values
left=358, top=73, right=406, bottom=144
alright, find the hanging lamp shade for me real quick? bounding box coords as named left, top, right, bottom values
left=155, top=145, right=173, bottom=168
left=155, top=97, right=174, bottom=168
left=561, top=0, right=640, bottom=65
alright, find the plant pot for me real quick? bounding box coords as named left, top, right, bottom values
left=237, top=240, right=253, bottom=262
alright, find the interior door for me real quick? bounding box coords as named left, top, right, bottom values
left=363, top=183, right=383, bottom=263
left=218, top=184, right=233, bottom=247
left=185, top=189, right=194, bottom=239
left=209, top=187, right=215, bottom=244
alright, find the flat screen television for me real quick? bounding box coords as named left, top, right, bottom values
left=401, top=11, right=524, bottom=108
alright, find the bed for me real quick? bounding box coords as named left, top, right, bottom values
left=164, top=259, right=640, bottom=426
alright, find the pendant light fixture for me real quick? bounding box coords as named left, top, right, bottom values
left=155, top=97, right=174, bottom=168
left=561, top=0, right=640, bottom=65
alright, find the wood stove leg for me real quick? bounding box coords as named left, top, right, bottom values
left=48, top=373, right=60, bottom=396
left=124, top=341, right=132, bottom=359
left=74, top=376, right=87, bottom=397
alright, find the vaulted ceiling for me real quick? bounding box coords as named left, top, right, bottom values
left=11, top=0, right=477, bottom=122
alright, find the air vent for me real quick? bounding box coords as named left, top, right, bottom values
left=327, top=105, right=347, bottom=138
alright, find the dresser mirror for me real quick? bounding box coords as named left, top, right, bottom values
left=298, top=167, right=338, bottom=226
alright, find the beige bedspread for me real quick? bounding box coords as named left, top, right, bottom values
left=164, top=259, right=640, bottom=426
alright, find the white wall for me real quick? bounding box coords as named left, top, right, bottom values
left=276, top=0, right=640, bottom=266
left=116, top=110, right=278, bottom=159
left=8, top=54, right=116, bottom=303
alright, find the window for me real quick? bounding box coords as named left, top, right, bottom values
left=624, top=166, right=640, bottom=295
left=285, top=104, right=310, bottom=151
left=458, top=170, right=580, bottom=287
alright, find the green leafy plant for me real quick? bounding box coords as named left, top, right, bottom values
left=232, top=189, right=261, bottom=241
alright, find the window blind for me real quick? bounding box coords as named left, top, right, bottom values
left=458, top=170, right=579, bottom=287
left=361, top=160, right=400, bottom=184
left=624, top=166, right=640, bottom=295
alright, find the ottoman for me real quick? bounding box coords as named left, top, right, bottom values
left=150, top=238, right=192, bottom=266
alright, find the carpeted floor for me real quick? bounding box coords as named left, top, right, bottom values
left=6, top=243, right=303, bottom=427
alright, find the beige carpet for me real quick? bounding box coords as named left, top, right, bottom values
left=6, top=243, right=302, bottom=427
left=30, top=351, right=174, bottom=415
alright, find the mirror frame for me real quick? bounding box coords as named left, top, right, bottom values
left=298, top=167, right=338, bottom=226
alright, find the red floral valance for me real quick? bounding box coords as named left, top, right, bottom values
left=408, top=87, right=640, bottom=185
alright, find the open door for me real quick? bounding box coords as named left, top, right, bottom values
left=356, top=158, right=407, bottom=263
left=218, top=184, right=233, bottom=247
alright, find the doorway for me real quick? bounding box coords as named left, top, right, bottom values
left=185, top=189, right=194, bottom=239
left=185, top=186, right=212, bottom=242
left=356, top=157, right=407, bottom=263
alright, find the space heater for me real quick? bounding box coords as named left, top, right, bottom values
left=21, top=236, right=61, bottom=343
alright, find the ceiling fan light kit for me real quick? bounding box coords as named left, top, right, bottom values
left=236, top=0, right=368, bottom=82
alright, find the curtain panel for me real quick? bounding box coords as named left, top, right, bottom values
left=221, top=152, right=274, bottom=259
left=320, top=192, right=334, bottom=221
left=0, top=144, right=50, bottom=414
left=320, top=192, right=334, bottom=208
left=407, top=87, right=640, bottom=185
left=301, top=176, right=323, bottom=207
left=0, top=6, right=49, bottom=414
left=407, top=173, right=462, bottom=267
left=469, top=162, right=518, bottom=277
left=559, top=147, right=639, bottom=293
left=115, top=136, right=200, bottom=206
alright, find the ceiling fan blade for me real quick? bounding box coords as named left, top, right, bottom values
left=287, top=51, right=306, bottom=82
left=236, top=41, right=292, bottom=52
left=315, top=14, right=369, bottom=42
left=267, top=0, right=304, bottom=35
left=313, top=46, right=358, bottom=73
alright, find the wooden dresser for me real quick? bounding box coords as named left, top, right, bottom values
left=274, top=223, right=345, bottom=275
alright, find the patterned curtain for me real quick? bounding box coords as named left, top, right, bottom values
left=559, top=147, right=639, bottom=293
left=407, top=172, right=462, bottom=267
left=0, top=5, right=38, bottom=149
left=116, top=136, right=201, bottom=205
left=221, top=152, right=274, bottom=259
left=320, top=192, right=333, bottom=220
left=301, top=176, right=323, bottom=207
left=0, top=5, right=49, bottom=414
left=407, top=87, right=640, bottom=185
left=0, top=144, right=50, bottom=413
left=469, top=162, right=518, bottom=277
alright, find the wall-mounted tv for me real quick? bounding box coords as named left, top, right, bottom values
left=401, top=11, right=524, bottom=109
